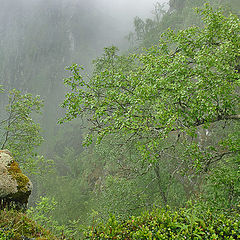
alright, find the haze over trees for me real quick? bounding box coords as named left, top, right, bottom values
left=0, top=0, right=239, bottom=239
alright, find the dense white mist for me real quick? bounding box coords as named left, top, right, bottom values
left=0, top=0, right=168, bottom=49
left=95, top=0, right=168, bottom=34
left=0, top=0, right=169, bottom=90
left=97, top=0, right=167, bottom=19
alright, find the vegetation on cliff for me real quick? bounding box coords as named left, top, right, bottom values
left=0, top=209, right=58, bottom=240
left=84, top=206, right=240, bottom=239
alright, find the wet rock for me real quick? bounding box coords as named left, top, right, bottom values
left=0, top=150, right=32, bottom=210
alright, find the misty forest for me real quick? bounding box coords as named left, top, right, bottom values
left=0, top=0, right=239, bottom=239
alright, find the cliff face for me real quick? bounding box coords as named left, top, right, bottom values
left=0, top=150, right=32, bottom=209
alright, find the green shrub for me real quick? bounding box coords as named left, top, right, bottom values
left=27, top=196, right=80, bottom=239
left=84, top=207, right=240, bottom=239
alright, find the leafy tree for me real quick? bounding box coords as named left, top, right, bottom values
left=61, top=5, right=239, bottom=140
left=0, top=89, right=44, bottom=170
left=61, top=5, right=240, bottom=208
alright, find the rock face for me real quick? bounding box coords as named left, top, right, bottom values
left=0, top=150, right=32, bottom=210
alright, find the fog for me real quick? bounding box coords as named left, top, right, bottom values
left=95, top=0, right=168, bottom=36
left=0, top=0, right=169, bottom=89
left=0, top=0, right=169, bottom=150
left=0, top=0, right=168, bottom=55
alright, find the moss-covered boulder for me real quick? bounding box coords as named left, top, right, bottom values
left=0, top=149, right=32, bottom=210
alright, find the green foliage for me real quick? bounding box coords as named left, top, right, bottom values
left=10, top=2, right=237, bottom=235
left=93, top=175, right=148, bottom=220
left=0, top=208, right=58, bottom=240
left=30, top=147, right=94, bottom=238
left=61, top=4, right=239, bottom=177
left=202, top=142, right=240, bottom=210
left=84, top=207, right=240, bottom=239
left=88, top=133, right=187, bottom=220
left=2, top=0, right=240, bottom=238
left=0, top=89, right=44, bottom=170
left=27, top=196, right=79, bottom=239
left=27, top=196, right=58, bottom=228
left=57, top=5, right=240, bottom=222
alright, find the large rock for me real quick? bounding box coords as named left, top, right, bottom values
left=0, top=150, right=32, bottom=210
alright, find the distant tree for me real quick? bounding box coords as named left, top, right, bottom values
left=152, top=2, right=167, bottom=23
left=169, top=0, right=186, bottom=12
left=0, top=89, right=44, bottom=169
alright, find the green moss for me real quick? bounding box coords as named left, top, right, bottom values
left=7, top=161, right=21, bottom=174
left=14, top=173, right=29, bottom=192
left=0, top=209, right=58, bottom=240
left=7, top=160, right=30, bottom=192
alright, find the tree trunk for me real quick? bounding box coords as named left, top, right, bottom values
left=154, top=164, right=168, bottom=207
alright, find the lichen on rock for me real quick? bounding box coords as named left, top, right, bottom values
left=0, top=149, right=33, bottom=210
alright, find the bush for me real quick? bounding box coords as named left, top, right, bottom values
left=84, top=207, right=240, bottom=239
left=27, top=196, right=80, bottom=239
